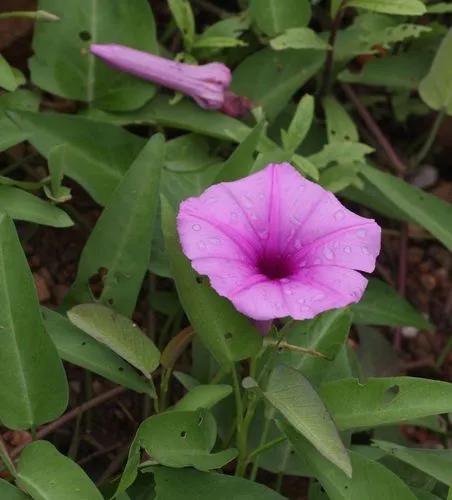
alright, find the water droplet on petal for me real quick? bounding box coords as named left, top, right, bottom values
left=361, top=246, right=370, bottom=255
left=258, top=192, right=265, bottom=200
left=250, top=213, right=258, bottom=221
left=208, top=237, right=220, bottom=246
left=297, top=298, right=306, bottom=305
left=291, top=214, right=303, bottom=225
left=284, top=287, right=293, bottom=295
left=198, top=241, right=206, bottom=250
left=300, top=305, right=312, bottom=314
left=243, top=195, right=253, bottom=208
left=258, top=229, right=269, bottom=240
left=192, top=223, right=201, bottom=231
left=334, top=210, right=345, bottom=221
left=323, top=247, right=334, bottom=260
left=313, top=292, right=325, bottom=301
left=344, top=245, right=352, bottom=254
left=356, top=228, right=367, bottom=238
left=280, top=278, right=290, bottom=284
left=313, top=258, right=322, bottom=265
left=294, top=239, right=302, bottom=250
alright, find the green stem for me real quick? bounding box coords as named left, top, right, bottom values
left=415, top=110, right=446, bottom=167
left=246, top=435, right=286, bottom=465
left=0, top=437, right=16, bottom=477
left=159, top=367, right=172, bottom=412
left=250, top=407, right=275, bottom=480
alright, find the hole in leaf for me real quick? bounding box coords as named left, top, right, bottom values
left=79, top=30, right=92, bottom=41
left=118, top=367, right=124, bottom=372
left=89, top=267, right=108, bottom=299
left=344, top=134, right=351, bottom=141
left=330, top=129, right=336, bottom=136
left=107, top=298, right=114, bottom=305
left=383, top=384, right=400, bottom=403
left=198, top=415, right=204, bottom=425
left=224, top=332, right=233, bottom=340
left=195, top=276, right=203, bottom=284
left=81, top=342, right=87, bottom=346
left=180, top=430, right=187, bottom=438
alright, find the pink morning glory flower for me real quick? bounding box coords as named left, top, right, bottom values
left=90, top=44, right=232, bottom=110
left=177, top=163, right=381, bottom=321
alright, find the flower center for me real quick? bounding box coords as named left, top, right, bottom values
left=257, top=253, right=296, bottom=281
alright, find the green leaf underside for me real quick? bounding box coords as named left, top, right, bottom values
left=67, top=304, right=160, bottom=378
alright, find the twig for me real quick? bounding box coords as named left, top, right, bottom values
left=10, top=386, right=126, bottom=459
left=96, top=445, right=129, bottom=486
left=319, top=1, right=346, bottom=96
left=77, top=442, right=123, bottom=467
left=341, top=83, right=406, bottom=175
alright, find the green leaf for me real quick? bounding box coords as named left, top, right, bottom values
left=270, top=28, right=330, bottom=51
left=161, top=198, right=262, bottom=367
left=30, top=0, right=157, bottom=110
left=339, top=51, right=432, bottom=89
left=0, top=479, right=29, bottom=499
left=361, top=164, right=452, bottom=250
left=65, top=135, right=165, bottom=315
left=45, top=145, right=72, bottom=203
left=352, top=278, right=432, bottom=329
left=215, top=121, right=266, bottom=182
left=374, top=441, right=452, bottom=487
left=232, top=48, right=324, bottom=120
left=347, top=0, right=426, bottom=15
left=249, top=0, right=311, bottom=36
left=174, top=384, right=232, bottom=411
left=281, top=93, right=314, bottom=152
left=67, top=304, right=160, bottom=379
left=152, top=466, right=285, bottom=500
left=17, top=441, right=103, bottom=499
left=320, top=377, right=452, bottom=430
left=427, top=2, right=452, bottom=13
left=9, top=110, right=144, bottom=205
left=168, top=0, right=196, bottom=49
left=282, top=422, right=417, bottom=500
left=0, top=115, right=29, bottom=152
left=319, top=164, right=360, bottom=193
left=263, top=365, right=351, bottom=476
left=308, top=142, right=374, bottom=168
left=0, top=54, right=18, bottom=92
left=0, top=185, right=73, bottom=227
left=0, top=213, right=68, bottom=430
left=323, top=96, right=359, bottom=143
left=137, top=410, right=236, bottom=470
left=419, top=29, right=452, bottom=115
left=43, top=308, right=155, bottom=396
left=193, top=36, right=246, bottom=49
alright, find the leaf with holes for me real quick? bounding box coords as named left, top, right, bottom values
left=43, top=308, right=155, bottom=396
left=323, top=96, right=359, bottom=143
left=67, top=304, right=160, bottom=379
left=352, top=278, right=432, bottom=329
left=307, top=142, right=374, bottom=169
left=30, top=0, right=158, bottom=110
left=65, top=134, right=165, bottom=315
left=17, top=441, right=103, bottom=500
left=282, top=421, right=417, bottom=500
left=419, top=29, right=452, bottom=115
left=270, top=28, right=330, bottom=51
left=249, top=0, right=311, bottom=37
left=117, top=409, right=237, bottom=493
left=162, top=197, right=262, bottom=367
left=261, top=365, right=351, bottom=476
left=0, top=213, right=68, bottom=430
left=320, top=377, right=452, bottom=430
